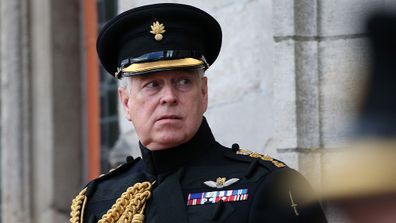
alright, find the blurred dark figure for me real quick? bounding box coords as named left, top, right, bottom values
left=320, top=12, right=396, bottom=223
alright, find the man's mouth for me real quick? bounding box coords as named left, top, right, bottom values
left=157, top=115, right=182, bottom=121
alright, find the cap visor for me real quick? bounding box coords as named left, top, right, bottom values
left=122, top=58, right=204, bottom=75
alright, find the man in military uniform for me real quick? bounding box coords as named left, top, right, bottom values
left=70, top=3, right=327, bottom=223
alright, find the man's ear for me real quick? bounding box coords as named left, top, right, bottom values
left=201, top=76, right=208, bottom=112
left=118, top=87, right=132, bottom=121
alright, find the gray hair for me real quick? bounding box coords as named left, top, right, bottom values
left=118, top=68, right=206, bottom=90
left=118, top=76, right=132, bottom=91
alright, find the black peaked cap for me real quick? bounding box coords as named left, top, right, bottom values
left=97, top=3, right=222, bottom=77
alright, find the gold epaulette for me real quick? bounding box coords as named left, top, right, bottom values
left=97, top=181, right=153, bottom=223
left=69, top=167, right=121, bottom=223
left=236, top=149, right=286, bottom=168
left=69, top=181, right=153, bottom=223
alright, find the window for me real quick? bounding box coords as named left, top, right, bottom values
left=97, top=0, right=119, bottom=172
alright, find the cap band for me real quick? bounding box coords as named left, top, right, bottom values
left=116, top=50, right=209, bottom=78
left=120, top=50, right=206, bottom=65
left=119, top=58, right=205, bottom=78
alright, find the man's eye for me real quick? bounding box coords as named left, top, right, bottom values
left=178, top=78, right=191, bottom=85
left=144, top=81, right=159, bottom=88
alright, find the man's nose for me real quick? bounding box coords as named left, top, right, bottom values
left=160, top=84, right=178, bottom=105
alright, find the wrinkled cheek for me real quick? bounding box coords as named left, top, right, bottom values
left=129, top=111, right=149, bottom=138
left=135, top=125, right=153, bottom=146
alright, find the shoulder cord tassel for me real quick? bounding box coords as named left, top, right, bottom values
left=70, top=181, right=152, bottom=223
left=70, top=188, right=88, bottom=223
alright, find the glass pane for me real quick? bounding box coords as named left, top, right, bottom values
left=108, top=89, right=119, bottom=116
left=97, top=0, right=118, bottom=173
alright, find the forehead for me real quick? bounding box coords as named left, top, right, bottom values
left=131, top=69, right=202, bottom=80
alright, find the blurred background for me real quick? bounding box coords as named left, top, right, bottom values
left=1, top=0, right=395, bottom=222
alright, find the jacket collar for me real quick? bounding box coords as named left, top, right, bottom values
left=139, top=117, right=215, bottom=175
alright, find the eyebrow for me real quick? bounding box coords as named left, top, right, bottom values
left=137, top=70, right=201, bottom=79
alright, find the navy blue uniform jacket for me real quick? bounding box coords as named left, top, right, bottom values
left=81, top=118, right=327, bottom=223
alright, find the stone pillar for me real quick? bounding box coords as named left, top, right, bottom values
left=0, top=0, right=32, bottom=222
left=273, top=0, right=388, bottom=222
left=31, top=0, right=83, bottom=221
left=1, top=0, right=83, bottom=222
left=272, top=0, right=381, bottom=178
left=273, top=0, right=324, bottom=183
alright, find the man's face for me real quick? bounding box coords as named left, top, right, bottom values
left=119, top=69, right=208, bottom=150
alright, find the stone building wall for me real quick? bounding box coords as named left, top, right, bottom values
left=115, top=0, right=396, bottom=222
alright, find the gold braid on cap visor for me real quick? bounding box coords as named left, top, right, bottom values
left=117, top=58, right=205, bottom=78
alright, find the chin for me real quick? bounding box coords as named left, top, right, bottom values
left=155, top=132, right=190, bottom=148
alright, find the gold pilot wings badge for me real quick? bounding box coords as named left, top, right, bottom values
left=150, top=21, right=166, bottom=41
left=203, top=177, right=240, bottom=189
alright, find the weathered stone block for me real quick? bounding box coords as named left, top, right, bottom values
left=273, top=0, right=294, bottom=37
left=206, top=0, right=273, bottom=107
left=276, top=149, right=299, bottom=170
left=298, top=151, right=323, bottom=187
left=319, top=38, right=369, bottom=146
left=276, top=148, right=323, bottom=186
left=319, top=0, right=385, bottom=36
left=272, top=40, right=298, bottom=150
left=294, top=0, right=318, bottom=36
left=205, top=91, right=274, bottom=154
left=295, top=41, right=321, bottom=148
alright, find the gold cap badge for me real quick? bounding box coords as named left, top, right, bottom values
left=150, top=21, right=166, bottom=41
